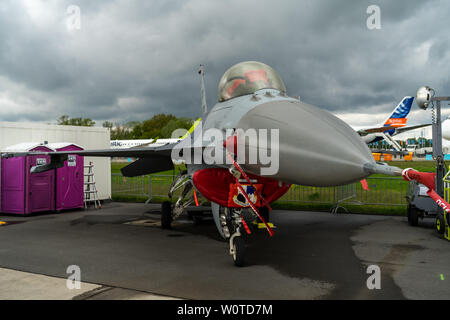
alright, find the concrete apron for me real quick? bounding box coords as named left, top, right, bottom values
left=0, top=267, right=180, bottom=300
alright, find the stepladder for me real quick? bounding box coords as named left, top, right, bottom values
left=84, top=161, right=101, bottom=209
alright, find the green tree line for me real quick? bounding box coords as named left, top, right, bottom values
left=57, top=115, right=96, bottom=127
left=58, top=114, right=193, bottom=140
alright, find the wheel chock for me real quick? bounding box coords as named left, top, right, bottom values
left=251, top=220, right=276, bottom=229
left=257, top=222, right=275, bottom=229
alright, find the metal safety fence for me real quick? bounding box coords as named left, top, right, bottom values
left=111, top=173, right=409, bottom=208
left=111, top=174, right=176, bottom=200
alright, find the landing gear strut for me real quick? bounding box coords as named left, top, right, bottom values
left=217, top=206, right=248, bottom=267
left=161, top=170, right=195, bottom=229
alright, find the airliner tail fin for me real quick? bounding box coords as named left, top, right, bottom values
left=383, top=96, right=414, bottom=127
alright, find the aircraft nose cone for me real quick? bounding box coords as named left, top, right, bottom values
left=236, top=99, right=375, bottom=186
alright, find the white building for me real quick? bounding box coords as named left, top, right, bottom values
left=0, top=122, right=111, bottom=200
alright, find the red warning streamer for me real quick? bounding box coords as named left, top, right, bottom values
left=360, top=179, right=369, bottom=191
left=193, top=188, right=199, bottom=207
left=223, top=149, right=274, bottom=236
left=241, top=217, right=251, bottom=235
left=226, top=152, right=272, bottom=211
left=402, top=168, right=450, bottom=213
left=234, top=180, right=274, bottom=237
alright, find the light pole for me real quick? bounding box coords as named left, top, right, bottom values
left=415, top=86, right=450, bottom=197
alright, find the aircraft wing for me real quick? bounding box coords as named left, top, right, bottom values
left=357, top=123, right=431, bottom=136
left=357, top=126, right=396, bottom=135
left=2, top=143, right=175, bottom=158
left=1, top=143, right=180, bottom=177
left=370, top=149, right=409, bottom=155
left=394, top=123, right=431, bottom=134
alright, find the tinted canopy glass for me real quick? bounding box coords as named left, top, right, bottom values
left=218, top=61, right=286, bottom=102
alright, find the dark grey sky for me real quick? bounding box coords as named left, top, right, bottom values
left=0, top=0, right=449, bottom=127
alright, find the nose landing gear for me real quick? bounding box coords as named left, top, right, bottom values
left=230, top=231, right=245, bottom=267
left=214, top=206, right=248, bottom=267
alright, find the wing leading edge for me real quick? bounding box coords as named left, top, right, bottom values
left=1, top=143, right=177, bottom=177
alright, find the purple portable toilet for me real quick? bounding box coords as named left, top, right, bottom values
left=48, top=143, right=84, bottom=211
left=1, top=143, right=55, bottom=215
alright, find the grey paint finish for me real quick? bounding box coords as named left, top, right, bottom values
left=236, top=99, right=375, bottom=186
left=203, top=88, right=296, bottom=131
left=201, top=87, right=377, bottom=186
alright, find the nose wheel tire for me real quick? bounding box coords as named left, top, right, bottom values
left=436, top=213, right=445, bottom=235
left=161, top=201, right=172, bottom=229
left=232, top=236, right=245, bottom=267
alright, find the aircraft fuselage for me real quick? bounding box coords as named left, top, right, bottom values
left=184, top=88, right=376, bottom=187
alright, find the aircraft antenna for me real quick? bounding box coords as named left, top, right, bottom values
left=199, top=65, right=208, bottom=116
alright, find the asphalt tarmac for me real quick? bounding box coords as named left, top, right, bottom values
left=0, top=202, right=449, bottom=299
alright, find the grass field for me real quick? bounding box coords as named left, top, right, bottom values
left=110, top=160, right=445, bottom=215
left=384, top=161, right=439, bottom=172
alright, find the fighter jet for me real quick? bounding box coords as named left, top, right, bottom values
left=2, top=61, right=402, bottom=266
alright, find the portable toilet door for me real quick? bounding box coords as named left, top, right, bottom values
left=1, top=143, right=55, bottom=215
left=48, top=143, right=84, bottom=211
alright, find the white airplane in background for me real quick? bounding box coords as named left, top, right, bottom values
left=110, top=138, right=180, bottom=149
left=353, top=96, right=431, bottom=151
left=111, top=138, right=184, bottom=164
left=110, top=118, right=202, bottom=150
left=441, top=116, right=450, bottom=141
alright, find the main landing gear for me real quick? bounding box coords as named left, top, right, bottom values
left=161, top=170, right=195, bottom=229
left=161, top=201, right=172, bottom=229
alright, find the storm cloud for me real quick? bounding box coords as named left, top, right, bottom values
left=0, top=0, right=449, bottom=127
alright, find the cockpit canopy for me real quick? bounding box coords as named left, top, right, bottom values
left=218, top=61, right=287, bottom=102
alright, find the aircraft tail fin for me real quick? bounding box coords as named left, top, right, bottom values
left=383, top=96, right=414, bottom=127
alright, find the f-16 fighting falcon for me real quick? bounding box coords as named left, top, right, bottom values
left=3, top=61, right=417, bottom=266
